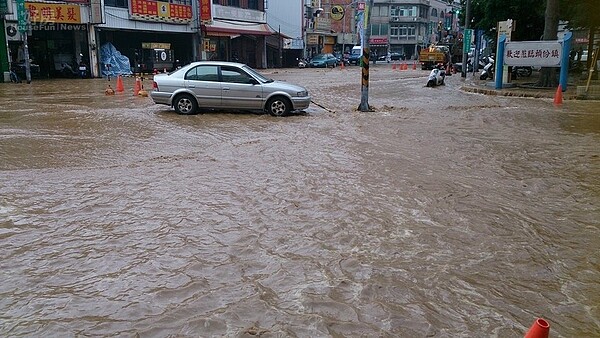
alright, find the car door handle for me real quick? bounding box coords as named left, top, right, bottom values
left=188, top=85, right=196, bottom=88
left=222, top=87, right=230, bottom=91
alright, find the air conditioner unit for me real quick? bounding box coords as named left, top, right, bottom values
left=391, top=17, right=400, bottom=22
left=6, top=24, right=22, bottom=41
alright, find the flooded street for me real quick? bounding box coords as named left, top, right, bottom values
left=1, top=66, right=599, bottom=337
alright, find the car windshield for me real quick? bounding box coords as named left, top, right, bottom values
left=242, top=65, right=273, bottom=83
left=312, top=55, right=327, bottom=60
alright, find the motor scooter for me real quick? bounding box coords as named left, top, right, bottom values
left=479, top=56, right=495, bottom=80
left=426, top=64, right=446, bottom=87
left=297, top=58, right=308, bottom=69
left=60, top=62, right=79, bottom=78
left=511, top=66, right=532, bottom=78
left=78, top=63, right=88, bottom=78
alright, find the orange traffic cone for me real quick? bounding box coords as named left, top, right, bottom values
left=412, top=62, right=416, bottom=70
left=340, top=61, right=345, bottom=70
left=525, top=318, right=550, bottom=338
left=116, top=75, right=124, bottom=93
left=392, top=63, right=396, bottom=70
left=105, top=84, right=115, bottom=96
left=553, top=85, right=563, bottom=105
left=138, top=78, right=148, bottom=97
left=133, top=77, right=140, bottom=96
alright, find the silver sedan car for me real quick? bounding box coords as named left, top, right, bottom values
left=150, top=61, right=311, bottom=116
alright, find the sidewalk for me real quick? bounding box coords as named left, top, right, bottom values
left=459, top=70, right=600, bottom=100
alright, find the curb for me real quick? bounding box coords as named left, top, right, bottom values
left=460, top=85, right=583, bottom=100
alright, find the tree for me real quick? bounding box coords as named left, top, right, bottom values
left=536, top=0, right=560, bottom=87
left=465, top=0, right=546, bottom=46
left=562, top=0, right=600, bottom=70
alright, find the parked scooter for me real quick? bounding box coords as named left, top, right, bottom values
left=78, top=62, right=88, bottom=78
left=60, top=62, right=79, bottom=78
left=479, top=56, right=495, bottom=80
left=426, top=64, right=446, bottom=87
left=297, top=58, right=308, bottom=69
left=511, top=66, right=533, bottom=78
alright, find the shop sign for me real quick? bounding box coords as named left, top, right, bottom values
left=25, top=2, right=81, bottom=24
left=130, top=0, right=192, bottom=24
left=324, top=36, right=335, bottom=45
left=142, top=42, right=171, bottom=49
left=307, top=34, right=319, bottom=45
left=17, top=0, right=27, bottom=31
left=313, top=17, right=331, bottom=31
left=199, top=0, right=212, bottom=24
left=504, top=41, right=562, bottom=67
left=0, top=0, right=10, bottom=15
left=369, top=37, right=387, bottom=45
left=330, top=5, right=344, bottom=21
left=90, top=0, right=103, bottom=24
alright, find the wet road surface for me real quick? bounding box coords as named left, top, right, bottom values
left=1, top=66, right=599, bottom=337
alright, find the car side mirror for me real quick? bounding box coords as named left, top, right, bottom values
left=249, top=78, right=259, bottom=85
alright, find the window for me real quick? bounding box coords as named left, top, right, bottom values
left=370, top=23, right=389, bottom=36
left=228, top=0, right=239, bottom=6
left=379, top=5, right=388, bottom=16
left=372, top=6, right=380, bottom=17
left=431, top=8, right=437, bottom=17
left=185, top=65, right=219, bottom=82
left=221, top=66, right=254, bottom=84
left=391, top=24, right=416, bottom=39
left=213, top=0, right=219, bottom=4
left=248, top=0, right=258, bottom=9
left=104, top=0, right=127, bottom=8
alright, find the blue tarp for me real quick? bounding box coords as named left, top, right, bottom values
left=99, top=43, right=132, bottom=77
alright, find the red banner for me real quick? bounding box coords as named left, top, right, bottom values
left=199, top=0, right=211, bottom=22
left=130, top=0, right=192, bottom=21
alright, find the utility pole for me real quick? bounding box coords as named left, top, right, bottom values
left=16, top=0, right=31, bottom=83
left=358, top=0, right=374, bottom=112
left=278, top=25, right=282, bottom=68
left=461, top=0, right=471, bottom=78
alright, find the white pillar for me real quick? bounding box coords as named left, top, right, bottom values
left=88, top=24, right=99, bottom=77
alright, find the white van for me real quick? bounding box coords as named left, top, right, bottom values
left=348, top=46, right=362, bottom=65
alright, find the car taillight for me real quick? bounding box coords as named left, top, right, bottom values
left=152, top=81, right=158, bottom=90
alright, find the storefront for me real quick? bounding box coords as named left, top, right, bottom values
left=5, top=2, right=89, bottom=78
left=97, top=29, right=196, bottom=73
left=201, top=19, right=272, bottom=69
left=96, top=0, right=197, bottom=74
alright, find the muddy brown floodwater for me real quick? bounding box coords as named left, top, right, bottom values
left=1, top=65, right=599, bottom=337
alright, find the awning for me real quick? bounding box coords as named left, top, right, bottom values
left=203, top=20, right=274, bottom=36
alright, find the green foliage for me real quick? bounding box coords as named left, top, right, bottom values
left=561, top=0, right=600, bottom=29
left=463, top=0, right=546, bottom=42
left=464, top=0, right=599, bottom=40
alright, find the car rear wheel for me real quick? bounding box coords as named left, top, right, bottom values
left=173, top=94, right=198, bottom=115
left=266, top=96, right=291, bottom=117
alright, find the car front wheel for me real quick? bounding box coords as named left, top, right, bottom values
left=266, top=96, right=291, bottom=117
left=173, top=94, right=198, bottom=115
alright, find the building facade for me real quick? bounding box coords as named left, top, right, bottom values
left=0, top=0, right=279, bottom=81
left=302, top=0, right=458, bottom=61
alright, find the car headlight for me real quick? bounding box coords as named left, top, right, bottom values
left=296, top=91, right=308, bottom=97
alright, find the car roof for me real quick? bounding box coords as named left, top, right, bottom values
left=178, top=61, right=253, bottom=70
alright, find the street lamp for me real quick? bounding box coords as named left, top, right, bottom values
left=339, top=1, right=359, bottom=57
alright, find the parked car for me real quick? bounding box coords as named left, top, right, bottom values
left=348, top=46, right=362, bottom=65
left=378, top=52, right=403, bottom=62
left=308, top=53, right=338, bottom=68
left=150, top=61, right=311, bottom=116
